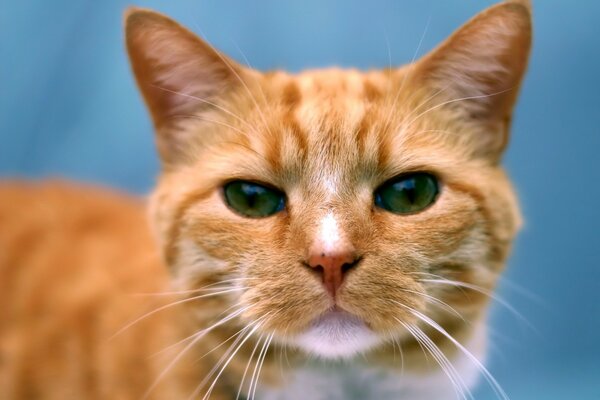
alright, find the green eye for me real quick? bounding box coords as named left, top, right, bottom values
left=375, top=173, right=439, bottom=214
left=223, top=181, right=285, bottom=218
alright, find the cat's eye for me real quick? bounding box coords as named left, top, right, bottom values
left=374, top=173, right=439, bottom=215
left=223, top=181, right=285, bottom=218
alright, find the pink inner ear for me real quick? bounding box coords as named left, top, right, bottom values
left=126, top=9, right=244, bottom=164
left=126, top=10, right=238, bottom=125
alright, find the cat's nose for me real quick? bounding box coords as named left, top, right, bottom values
left=307, top=246, right=359, bottom=298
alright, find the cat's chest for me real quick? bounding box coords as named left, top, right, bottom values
left=255, top=360, right=474, bottom=400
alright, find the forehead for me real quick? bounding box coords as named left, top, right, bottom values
left=258, top=69, right=395, bottom=186
left=199, top=67, right=462, bottom=192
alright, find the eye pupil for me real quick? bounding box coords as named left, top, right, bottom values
left=375, top=173, right=439, bottom=214
left=224, top=181, right=284, bottom=218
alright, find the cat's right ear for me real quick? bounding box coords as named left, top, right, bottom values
left=125, top=8, right=239, bottom=163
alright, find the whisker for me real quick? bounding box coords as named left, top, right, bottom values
left=231, top=41, right=275, bottom=122
left=402, top=88, right=514, bottom=133
left=493, top=273, right=546, bottom=306
left=191, top=311, right=273, bottom=400
left=191, top=26, right=274, bottom=139
left=236, top=334, right=264, bottom=400
left=151, top=84, right=254, bottom=130
left=382, top=16, right=431, bottom=134
left=384, top=328, right=405, bottom=370
left=131, top=278, right=253, bottom=297
left=396, top=289, right=464, bottom=321
left=250, top=332, right=274, bottom=400
left=171, top=114, right=252, bottom=137
left=197, top=316, right=257, bottom=362
left=150, top=302, right=244, bottom=359
left=132, top=286, right=247, bottom=298
left=403, top=305, right=510, bottom=400
left=403, top=321, right=472, bottom=400
left=246, top=333, right=266, bottom=400
left=110, top=287, right=245, bottom=340
left=142, top=305, right=250, bottom=399
left=418, top=278, right=538, bottom=334
left=199, top=322, right=265, bottom=400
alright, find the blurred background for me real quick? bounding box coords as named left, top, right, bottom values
left=1, top=0, right=599, bottom=398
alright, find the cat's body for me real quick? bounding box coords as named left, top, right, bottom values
left=0, top=183, right=188, bottom=399
left=0, top=2, right=531, bottom=399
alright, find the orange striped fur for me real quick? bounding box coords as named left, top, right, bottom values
left=0, top=1, right=531, bottom=399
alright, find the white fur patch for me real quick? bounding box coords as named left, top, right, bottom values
left=293, top=310, right=381, bottom=359
left=318, top=212, right=341, bottom=252
left=258, top=323, right=487, bottom=400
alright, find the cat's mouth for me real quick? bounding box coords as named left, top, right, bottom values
left=292, top=307, right=381, bottom=359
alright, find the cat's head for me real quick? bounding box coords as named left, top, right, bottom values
left=126, top=1, right=530, bottom=359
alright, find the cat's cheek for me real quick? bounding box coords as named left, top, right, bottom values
left=373, top=190, right=483, bottom=260
left=182, top=213, right=277, bottom=262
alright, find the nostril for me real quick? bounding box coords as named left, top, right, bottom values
left=310, top=264, right=325, bottom=276
left=341, top=256, right=361, bottom=274
left=341, top=262, right=355, bottom=275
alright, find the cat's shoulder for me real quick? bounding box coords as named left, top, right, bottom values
left=0, top=181, right=190, bottom=399
left=0, top=180, right=166, bottom=300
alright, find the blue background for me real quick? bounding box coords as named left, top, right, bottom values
left=2, top=1, right=599, bottom=398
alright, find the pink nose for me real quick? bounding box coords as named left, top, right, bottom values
left=307, top=247, right=359, bottom=297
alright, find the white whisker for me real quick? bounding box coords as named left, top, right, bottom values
left=402, top=321, right=472, bottom=400
left=419, top=278, right=538, bottom=334
left=191, top=26, right=274, bottom=139
left=151, top=84, right=254, bottom=130
left=404, top=305, right=510, bottom=400
left=110, top=287, right=245, bottom=340
left=150, top=302, right=243, bottom=359
left=200, top=323, right=264, bottom=400
left=382, top=17, right=431, bottom=133
left=172, top=114, right=252, bottom=137
left=236, top=334, right=264, bottom=400
left=402, top=88, right=513, bottom=132
left=396, top=288, right=465, bottom=321
left=142, top=305, right=250, bottom=399
left=250, top=332, right=274, bottom=400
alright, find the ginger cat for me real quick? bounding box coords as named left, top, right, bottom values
left=0, top=1, right=531, bottom=399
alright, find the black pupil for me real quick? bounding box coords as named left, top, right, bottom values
left=400, top=179, right=417, bottom=204
left=244, top=186, right=259, bottom=207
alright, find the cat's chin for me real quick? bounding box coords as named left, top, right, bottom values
left=292, top=308, right=381, bottom=359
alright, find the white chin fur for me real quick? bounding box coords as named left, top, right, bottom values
left=293, top=310, right=381, bottom=359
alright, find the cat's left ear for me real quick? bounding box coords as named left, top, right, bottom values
left=413, top=1, right=532, bottom=162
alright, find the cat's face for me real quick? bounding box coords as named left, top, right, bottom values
left=126, top=2, right=530, bottom=359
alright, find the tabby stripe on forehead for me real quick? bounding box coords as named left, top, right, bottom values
left=282, top=81, right=308, bottom=169
left=355, top=110, right=371, bottom=160
left=285, top=117, right=308, bottom=161
left=355, top=108, right=390, bottom=173
left=282, top=81, right=302, bottom=109
left=264, top=121, right=283, bottom=172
